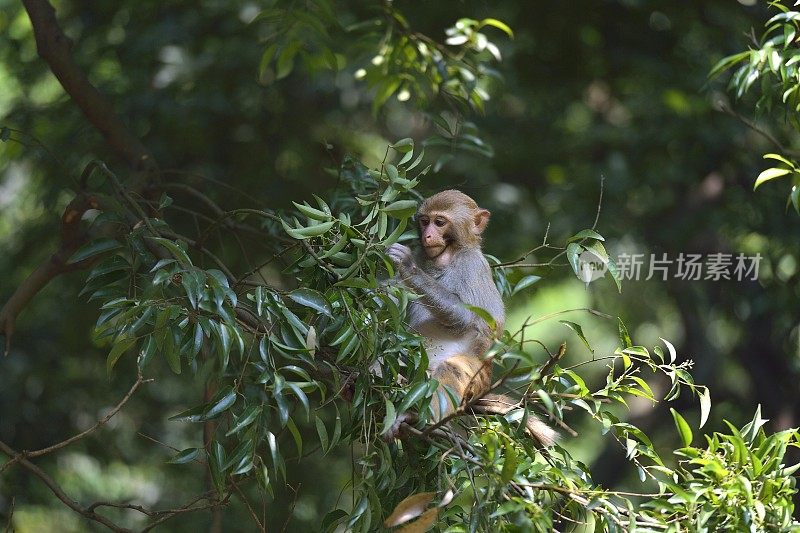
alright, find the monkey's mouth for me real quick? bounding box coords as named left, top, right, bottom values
left=423, top=244, right=448, bottom=258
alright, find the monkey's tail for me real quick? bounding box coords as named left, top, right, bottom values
left=472, top=393, right=558, bottom=447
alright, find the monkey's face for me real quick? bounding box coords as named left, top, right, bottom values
left=417, top=213, right=451, bottom=259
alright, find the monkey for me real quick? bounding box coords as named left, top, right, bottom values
left=387, top=190, right=556, bottom=446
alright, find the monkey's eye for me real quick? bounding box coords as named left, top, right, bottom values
left=434, top=218, right=446, bottom=227
left=419, top=217, right=430, bottom=226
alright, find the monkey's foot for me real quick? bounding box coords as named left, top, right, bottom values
left=383, top=411, right=418, bottom=441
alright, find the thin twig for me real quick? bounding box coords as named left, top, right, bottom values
left=717, top=102, right=800, bottom=158
left=0, top=440, right=130, bottom=532
left=231, top=478, right=265, bottom=532
left=0, top=372, right=150, bottom=475
left=281, top=483, right=302, bottom=533
left=4, top=497, right=14, bottom=533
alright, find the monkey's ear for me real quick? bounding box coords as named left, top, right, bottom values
left=473, top=209, right=490, bottom=235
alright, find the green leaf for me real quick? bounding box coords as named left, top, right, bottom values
left=500, top=440, right=518, bottom=483
left=148, top=237, right=192, bottom=266
left=621, top=345, right=649, bottom=358
left=791, top=185, right=800, bottom=215
left=276, top=44, right=298, bottom=80
left=708, top=51, right=750, bottom=79
left=479, top=18, right=514, bottom=38
left=281, top=219, right=336, bottom=239
left=511, top=274, right=541, bottom=297
left=465, top=304, right=497, bottom=333
left=203, top=390, right=237, bottom=421
left=373, top=77, right=402, bottom=112
left=226, top=405, right=261, bottom=436
left=560, top=320, right=593, bottom=354
left=286, top=382, right=310, bottom=420
left=699, top=387, right=711, bottom=429
left=385, top=164, right=399, bottom=181
left=286, top=418, right=303, bottom=457
left=224, top=438, right=255, bottom=472
left=315, top=416, right=329, bottom=453
left=321, top=509, right=348, bottom=531
left=107, top=336, right=136, bottom=373
left=618, top=318, right=632, bottom=348
left=670, top=408, right=693, bottom=447
left=382, top=199, right=418, bottom=219
left=566, top=242, right=582, bottom=276
left=68, top=239, right=122, bottom=265
left=168, top=447, right=202, bottom=464
left=536, top=389, right=555, bottom=415
left=164, top=336, right=182, bottom=375
left=391, top=138, right=414, bottom=152
left=334, top=277, right=373, bottom=288
left=659, top=337, right=677, bottom=363
left=606, top=256, right=622, bottom=293
left=763, top=152, right=795, bottom=167
left=209, top=442, right=226, bottom=491
left=754, top=167, right=791, bottom=189
left=384, top=218, right=408, bottom=247
left=137, top=335, right=157, bottom=370
left=399, top=381, right=430, bottom=412
left=381, top=399, right=397, bottom=437
left=288, top=288, right=333, bottom=317
left=258, top=43, right=278, bottom=79
left=273, top=383, right=290, bottom=427
left=566, top=229, right=605, bottom=243
left=158, top=192, right=173, bottom=209
left=293, top=201, right=331, bottom=221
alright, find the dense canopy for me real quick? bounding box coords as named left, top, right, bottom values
left=1, top=1, right=799, bottom=531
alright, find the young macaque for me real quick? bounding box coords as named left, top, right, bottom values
left=387, top=190, right=556, bottom=446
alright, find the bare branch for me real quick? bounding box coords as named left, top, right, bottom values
left=29, top=372, right=148, bottom=458
left=717, top=101, right=800, bottom=158
left=281, top=483, right=302, bottom=533
left=0, top=194, right=98, bottom=355
left=0, top=440, right=130, bottom=532
left=21, top=0, right=155, bottom=171
left=0, top=373, right=148, bottom=475
left=231, top=478, right=265, bottom=532
left=4, top=497, right=14, bottom=533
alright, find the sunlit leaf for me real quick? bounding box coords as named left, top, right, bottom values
left=560, top=320, right=593, bottom=354
left=479, top=18, right=514, bottom=38
left=754, top=167, right=791, bottom=189
left=670, top=408, right=693, bottom=447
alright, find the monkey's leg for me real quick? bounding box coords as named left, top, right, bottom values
left=430, top=354, right=492, bottom=421
left=384, top=355, right=490, bottom=441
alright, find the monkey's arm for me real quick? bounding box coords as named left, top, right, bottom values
left=387, top=244, right=496, bottom=333
left=405, top=270, right=484, bottom=331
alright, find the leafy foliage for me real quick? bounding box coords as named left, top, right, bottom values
left=713, top=1, right=800, bottom=213
left=2, top=0, right=799, bottom=531
left=72, top=135, right=799, bottom=529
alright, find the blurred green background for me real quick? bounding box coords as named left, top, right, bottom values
left=1, top=0, right=798, bottom=530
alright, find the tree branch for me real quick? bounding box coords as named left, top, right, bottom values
left=21, top=0, right=155, bottom=172
left=0, top=440, right=130, bottom=532
left=29, top=372, right=148, bottom=458
left=4, top=0, right=163, bottom=352
left=0, top=193, right=97, bottom=354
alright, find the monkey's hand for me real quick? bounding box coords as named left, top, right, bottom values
left=387, top=243, right=418, bottom=278
left=382, top=411, right=418, bottom=442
